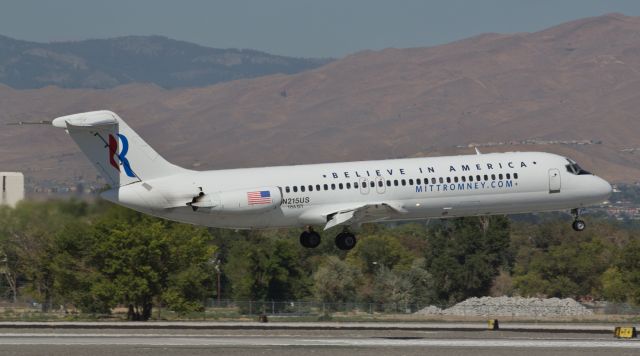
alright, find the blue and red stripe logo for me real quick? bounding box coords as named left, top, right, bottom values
left=108, top=133, right=136, bottom=178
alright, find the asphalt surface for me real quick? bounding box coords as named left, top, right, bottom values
left=0, top=326, right=639, bottom=356
left=0, top=321, right=622, bottom=332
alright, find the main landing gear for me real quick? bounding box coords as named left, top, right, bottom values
left=299, top=228, right=321, bottom=248
left=335, top=230, right=357, bottom=251
left=571, top=208, right=586, bottom=232
left=298, top=227, right=357, bottom=251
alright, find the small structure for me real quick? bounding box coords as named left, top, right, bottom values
left=0, top=172, right=24, bottom=208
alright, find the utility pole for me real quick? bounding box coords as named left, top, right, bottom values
left=215, top=259, right=221, bottom=304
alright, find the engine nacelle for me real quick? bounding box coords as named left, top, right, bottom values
left=197, top=187, right=282, bottom=214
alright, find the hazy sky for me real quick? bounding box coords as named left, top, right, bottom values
left=2, top=0, right=640, bottom=57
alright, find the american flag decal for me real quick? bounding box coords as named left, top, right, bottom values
left=247, top=190, right=272, bottom=205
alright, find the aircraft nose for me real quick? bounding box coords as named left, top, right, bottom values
left=594, top=176, right=613, bottom=200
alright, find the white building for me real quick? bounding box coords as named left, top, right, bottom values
left=1, top=172, right=24, bottom=208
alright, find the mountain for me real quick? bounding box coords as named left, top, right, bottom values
left=0, top=35, right=331, bottom=89
left=2, top=13, right=640, bottom=191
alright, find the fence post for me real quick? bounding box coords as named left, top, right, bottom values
left=249, top=300, right=252, bottom=315
left=272, top=301, right=275, bottom=315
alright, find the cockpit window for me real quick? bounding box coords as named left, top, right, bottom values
left=565, top=159, right=592, bottom=175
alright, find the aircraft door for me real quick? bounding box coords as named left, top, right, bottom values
left=359, top=177, right=370, bottom=195
left=375, top=176, right=386, bottom=194
left=549, top=168, right=561, bottom=193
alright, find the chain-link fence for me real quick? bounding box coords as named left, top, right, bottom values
left=1, top=299, right=640, bottom=322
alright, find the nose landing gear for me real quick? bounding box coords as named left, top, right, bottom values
left=571, top=208, right=586, bottom=232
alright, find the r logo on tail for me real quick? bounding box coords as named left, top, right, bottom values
left=108, top=133, right=136, bottom=178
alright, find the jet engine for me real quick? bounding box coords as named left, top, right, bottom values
left=188, top=187, right=282, bottom=214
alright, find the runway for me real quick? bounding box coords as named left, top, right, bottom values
left=0, top=333, right=639, bottom=348
left=0, top=328, right=639, bottom=356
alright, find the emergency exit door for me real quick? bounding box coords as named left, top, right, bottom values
left=359, top=177, right=370, bottom=195
left=549, top=168, right=561, bottom=193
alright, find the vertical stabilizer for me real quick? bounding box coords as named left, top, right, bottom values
left=52, top=111, right=185, bottom=187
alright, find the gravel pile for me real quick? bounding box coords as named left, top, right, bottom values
left=414, top=305, right=443, bottom=315
left=416, top=296, right=593, bottom=317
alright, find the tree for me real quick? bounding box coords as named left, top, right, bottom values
left=424, top=216, right=511, bottom=304
left=160, top=222, right=216, bottom=314
left=0, top=206, right=19, bottom=302
left=50, top=219, right=105, bottom=313
left=607, top=238, right=640, bottom=304
left=512, top=221, right=617, bottom=299
left=1, top=200, right=89, bottom=311
left=224, top=233, right=311, bottom=303
left=600, top=267, right=627, bottom=303
left=313, top=256, right=360, bottom=304
left=346, top=233, right=413, bottom=275
left=87, top=206, right=216, bottom=320
left=371, top=266, right=411, bottom=309
left=402, top=258, right=437, bottom=306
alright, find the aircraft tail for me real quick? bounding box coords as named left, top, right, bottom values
left=52, top=110, right=186, bottom=187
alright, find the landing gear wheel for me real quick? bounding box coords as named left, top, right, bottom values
left=335, top=232, right=357, bottom=251
left=572, top=220, right=586, bottom=232
left=570, top=208, right=586, bottom=232
left=299, top=230, right=321, bottom=248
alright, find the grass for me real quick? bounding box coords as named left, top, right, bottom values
left=0, top=305, right=638, bottom=323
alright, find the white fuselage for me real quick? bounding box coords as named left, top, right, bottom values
left=103, top=151, right=612, bottom=229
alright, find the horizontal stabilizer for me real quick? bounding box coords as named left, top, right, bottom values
left=52, top=113, right=118, bottom=129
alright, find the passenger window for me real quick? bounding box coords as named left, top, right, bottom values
left=301, top=185, right=306, bottom=192
left=370, top=181, right=375, bottom=188
left=506, top=173, right=511, bottom=180
left=408, top=179, right=414, bottom=185
left=491, top=174, right=496, bottom=180
left=285, top=186, right=290, bottom=193
left=416, top=178, right=421, bottom=185
left=354, top=182, right=359, bottom=189
left=401, top=179, right=406, bottom=186
left=316, top=184, right=321, bottom=191
left=394, top=179, right=399, bottom=186
left=439, top=177, right=444, bottom=184
left=446, top=177, right=451, bottom=183
left=454, top=177, right=459, bottom=183
left=331, top=184, right=336, bottom=190
left=309, top=185, right=313, bottom=192
left=324, top=184, right=329, bottom=190
left=378, top=180, right=383, bottom=187
left=339, top=183, right=343, bottom=190
left=498, top=174, right=503, bottom=180
left=484, top=175, right=489, bottom=181
left=386, top=180, right=391, bottom=187
left=476, top=175, right=481, bottom=181
left=432, top=178, right=437, bottom=184
left=469, top=176, right=473, bottom=182
left=293, top=186, right=298, bottom=192
left=514, top=173, right=519, bottom=179
left=461, top=176, right=466, bottom=182
left=346, top=182, right=351, bottom=189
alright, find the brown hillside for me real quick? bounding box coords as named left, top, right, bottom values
left=2, top=13, right=640, bottom=189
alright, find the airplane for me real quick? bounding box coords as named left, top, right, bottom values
left=49, top=110, right=612, bottom=250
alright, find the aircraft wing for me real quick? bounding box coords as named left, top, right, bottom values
left=323, top=202, right=408, bottom=230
